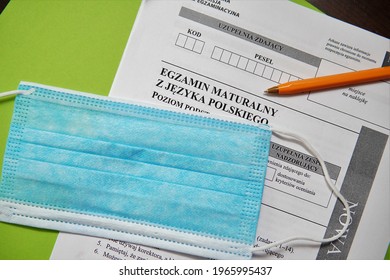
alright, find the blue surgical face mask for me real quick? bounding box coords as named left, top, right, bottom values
left=0, top=82, right=351, bottom=259
left=0, top=82, right=272, bottom=259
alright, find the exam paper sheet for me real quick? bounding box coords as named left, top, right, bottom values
left=50, top=0, right=389, bottom=260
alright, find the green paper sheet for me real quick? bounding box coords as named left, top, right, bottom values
left=0, top=0, right=142, bottom=259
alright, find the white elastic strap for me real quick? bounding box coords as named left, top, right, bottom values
left=0, top=88, right=35, bottom=98
left=252, top=127, right=351, bottom=254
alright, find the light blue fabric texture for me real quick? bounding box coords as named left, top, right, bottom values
left=0, top=82, right=271, bottom=259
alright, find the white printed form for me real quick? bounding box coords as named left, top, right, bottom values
left=50, top=1, right=389, bottom=260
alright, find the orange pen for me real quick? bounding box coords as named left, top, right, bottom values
left=265, top=66, right=390, bottom=95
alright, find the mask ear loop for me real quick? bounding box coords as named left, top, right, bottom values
left=0, top=88, right=35, bottom=98
left=252, top=127, right=351, bottom=254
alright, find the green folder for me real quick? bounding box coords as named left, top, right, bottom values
left=0, top=0, right=142, bottom=259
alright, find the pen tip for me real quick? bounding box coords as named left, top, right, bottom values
left=265, top=86, right=279, bottom=94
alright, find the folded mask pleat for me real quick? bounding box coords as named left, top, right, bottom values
left=21, top=128, right=254, bottom=182
left=19, top=141, right=252, bottom=196
left=13, top=157, right=249, bottom=241
left=25, top=97, right=267, bottom=166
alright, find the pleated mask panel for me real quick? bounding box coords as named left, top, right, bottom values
left=0, top=82, right=272, bottom=259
